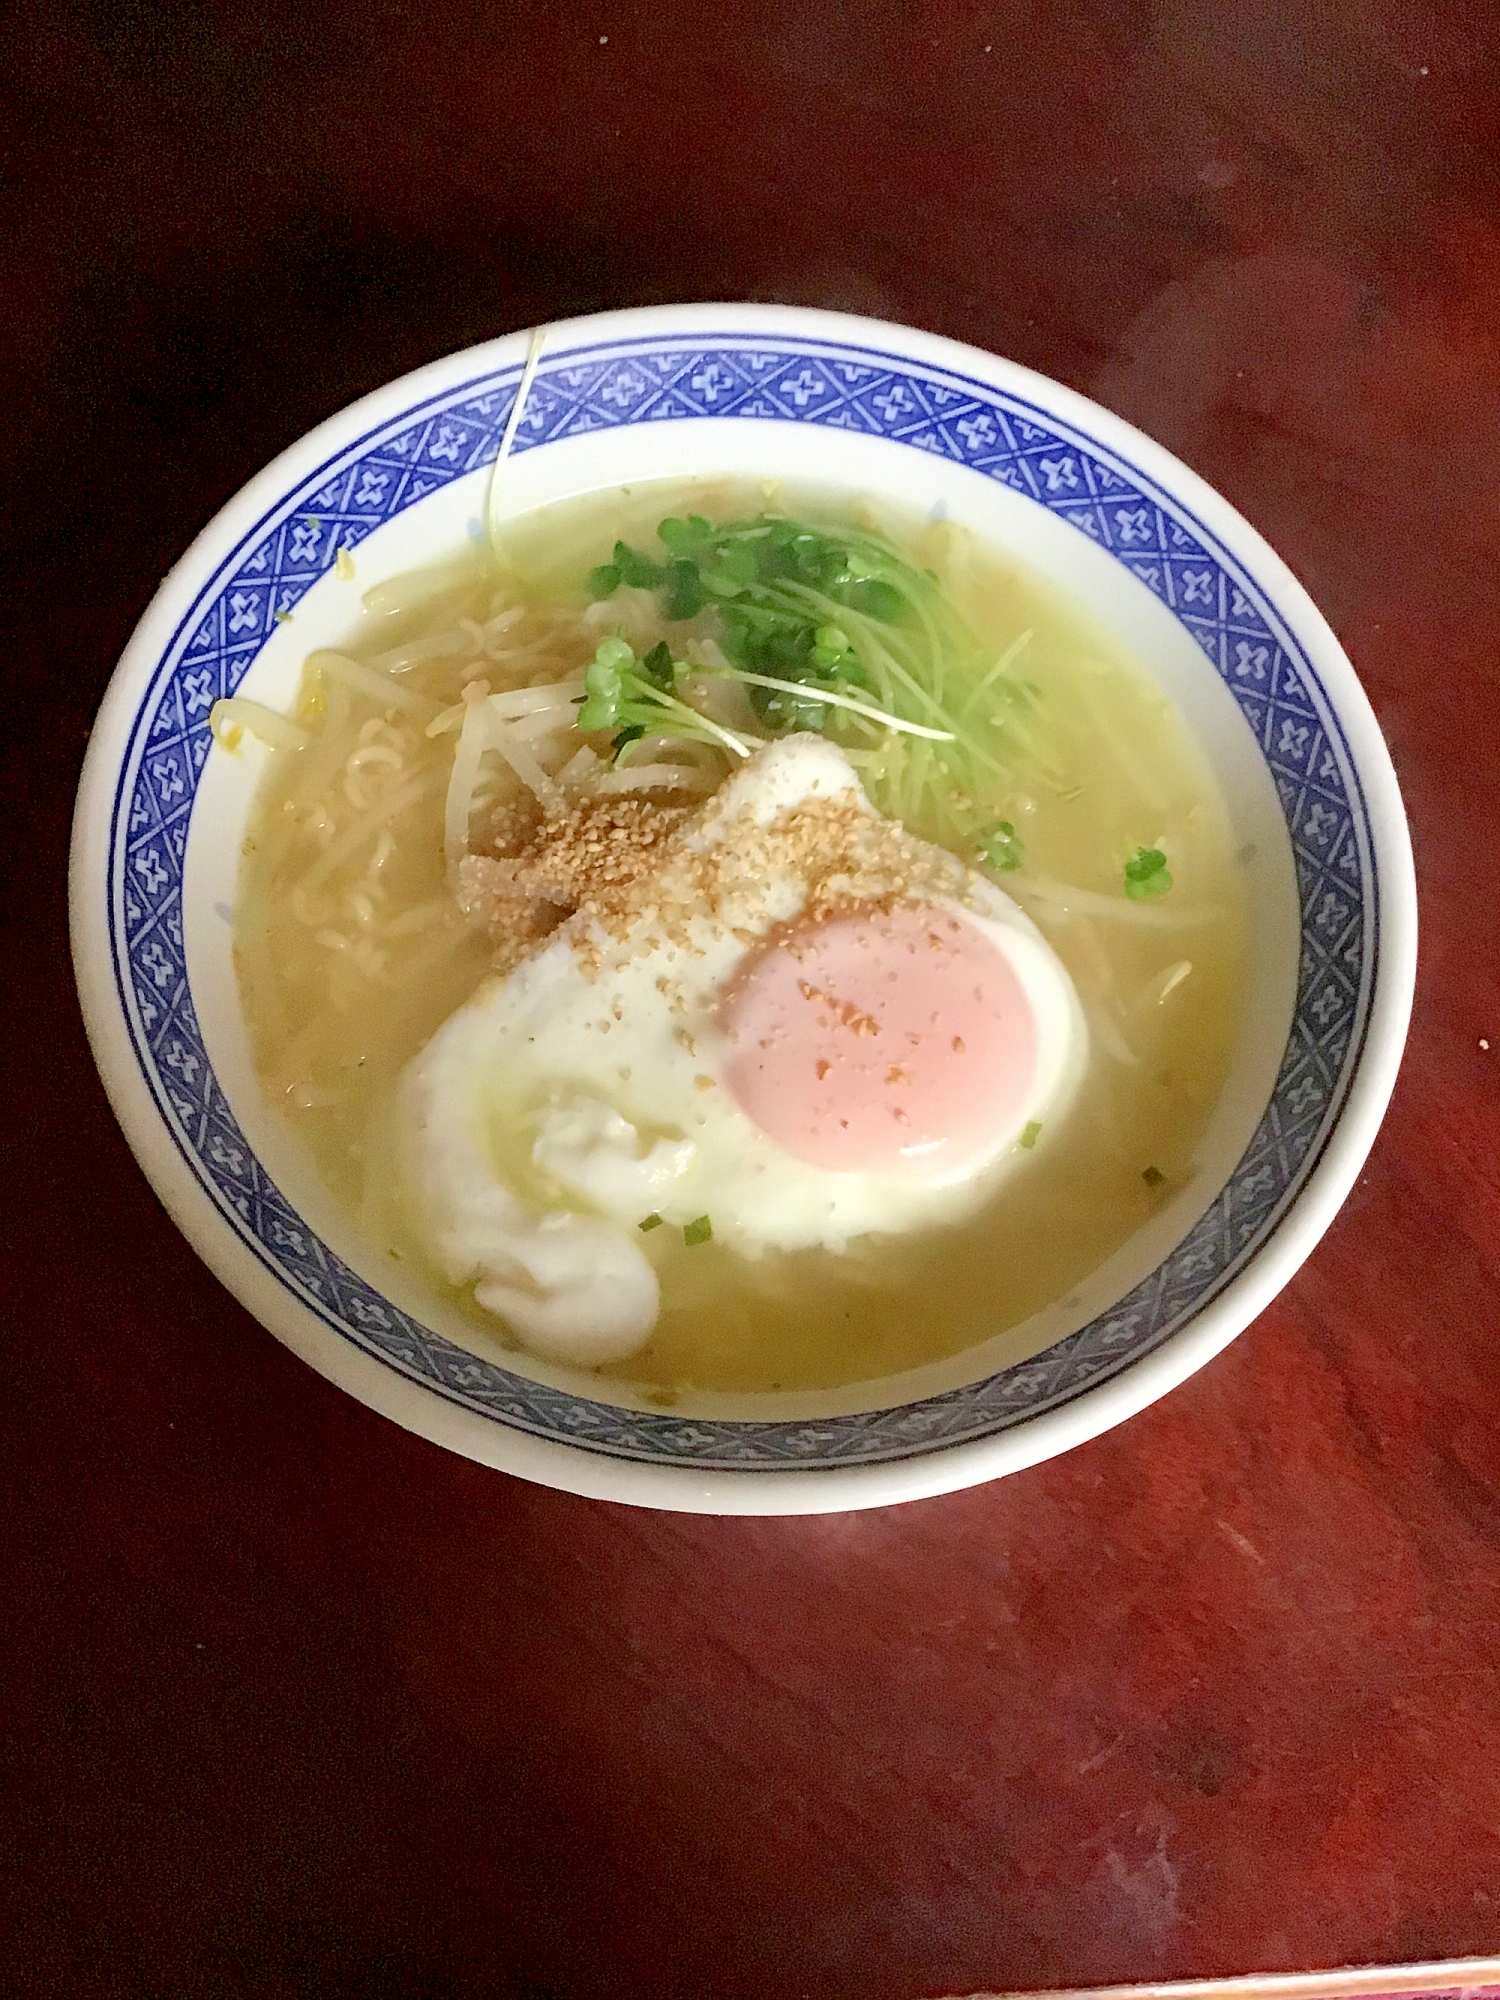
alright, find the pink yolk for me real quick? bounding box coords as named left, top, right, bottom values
left=719, top=903, right=1039, bottom=1175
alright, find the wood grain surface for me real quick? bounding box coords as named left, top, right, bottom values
left=4, top=2, right=1500, bottom=1995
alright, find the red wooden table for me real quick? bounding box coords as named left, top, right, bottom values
left=6, top=3, right=1500, bottom=1994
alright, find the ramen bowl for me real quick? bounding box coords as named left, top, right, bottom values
left=69, top=304, right=1415, bottom=1513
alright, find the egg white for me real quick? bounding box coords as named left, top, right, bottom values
left=397, top=738, right=1088, bottom=1366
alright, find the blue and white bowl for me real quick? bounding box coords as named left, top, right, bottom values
left=70, top=305, right=1416, bottom=1512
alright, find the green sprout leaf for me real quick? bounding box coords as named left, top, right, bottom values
left=613, top=541, right=663, bottom=590
left=846, top=577, right=904, bottom=621
left=573, top=636, right=756, bottom=759
left=586, top=562, right=621, bottom=601
left=658, top=515, right=712, bottom=556
left=577, top=638, right=632, bottom=731
left=664, top=559, right=704, bottom=621
left=755, top=687, right=829, bottom=732
left=639, top=640, right=676, bottom=692
left=717, top=543, right=759, bottom=584
left=978, top=820, right=1024, bottom=872
left=1124, top=846, right=1172, bottom=900
left=576, top=507, right=1036, bottom=830
left=812, top=623, right=851, bottom=667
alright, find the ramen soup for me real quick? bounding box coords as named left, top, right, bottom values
left=219, top=480, right=1246, bottom=1397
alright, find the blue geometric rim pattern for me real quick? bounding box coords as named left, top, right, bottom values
left=109, top=333, right=1376, bottom=1472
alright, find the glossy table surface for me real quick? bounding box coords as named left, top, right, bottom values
left=6, top=2, right=1500, bottom=1994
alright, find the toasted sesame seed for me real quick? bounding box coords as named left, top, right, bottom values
left=459, top=769, right=969, bottom=990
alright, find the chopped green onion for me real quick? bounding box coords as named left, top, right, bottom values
left=683, top=1214, right=713, bottom=1247
left=1124, top=847, right=1172, bottom=900
left=638, top=1212, right=664, bottom=1232
left=1019, top=1120, right=1042, bottom=1149
left=978, top=820, right=1024, bottom=871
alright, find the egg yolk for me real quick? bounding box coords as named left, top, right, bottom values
left=719, top=903, right=1039, bottom=1175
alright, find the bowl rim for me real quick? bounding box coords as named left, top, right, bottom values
left=70, top=302, right=1417, bottom=1513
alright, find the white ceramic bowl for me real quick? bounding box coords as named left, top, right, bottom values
left=70, top=304, right=1415, bottom=1512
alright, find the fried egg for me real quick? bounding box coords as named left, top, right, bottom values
left=397, top=738, right=1088, bottom=1365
